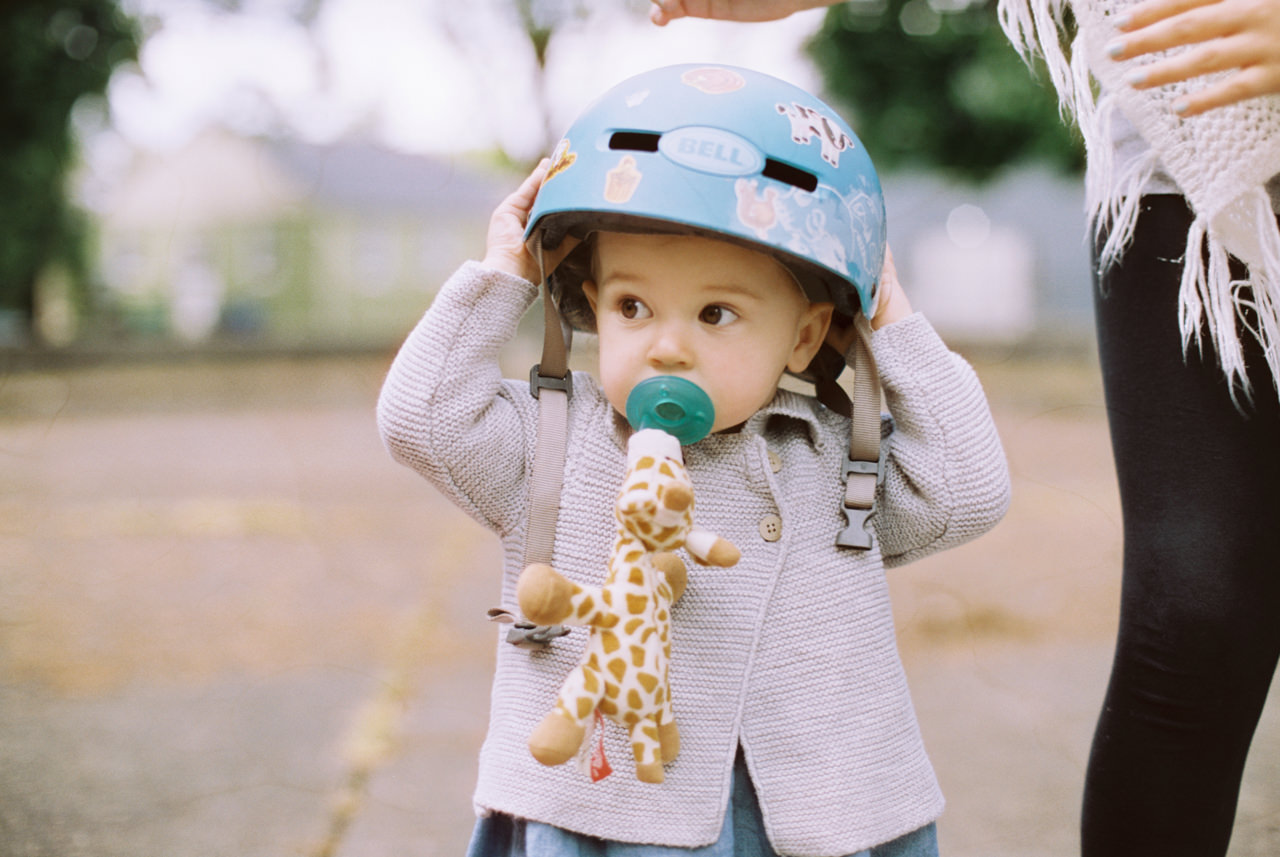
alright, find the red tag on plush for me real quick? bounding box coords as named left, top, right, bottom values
left=588, top=711, right=612, bottom=782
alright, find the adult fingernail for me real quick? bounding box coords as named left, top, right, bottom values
left=1123, top=68, right=1147, bottom=86
left=1113, top=11, right=1132, bottom=28
left=1107, top=39, right=1125, bottom=58
left=1173, top=98, right=1190, bottom=114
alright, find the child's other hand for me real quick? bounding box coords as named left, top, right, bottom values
left=483, top=160, right=548, bottom=282
left=1108, top=0, right=1280, bottom=116
left=824, top=247, right=912, bottom=354
left=870, top=246, right=912, bottom=331
left=483, top=160, right=582, bottom=283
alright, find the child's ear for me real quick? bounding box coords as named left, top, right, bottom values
left=787, top=302, right=835, bottom=374
left=581, top=280, right=599, bottom=314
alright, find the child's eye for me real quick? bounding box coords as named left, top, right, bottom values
left=619, top=297, right=652, bottom=320
left=699, top=305, right=739, bottom=326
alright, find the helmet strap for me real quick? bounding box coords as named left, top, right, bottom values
left=825, top=318, right=882, bottom=551
left=501, top=243, right=577, bottom=650
left=523, top=241, right=573, bottom=573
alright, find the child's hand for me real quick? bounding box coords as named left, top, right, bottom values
left=483, top=160, right=550, bottom=282
left=483, top=160, right=582, bottom=284
left=870, top=246, right=912, bottom=331
left=1107, top=0, right=1280, bottom=116
left=825, top=247, right=912, bottom=354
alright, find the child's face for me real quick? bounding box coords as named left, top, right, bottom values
left=582, top=232, right=833, bottom=434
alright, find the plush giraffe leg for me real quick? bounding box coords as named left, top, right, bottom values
left=658, top=716, right=680, bottom=763
left=529, top=706, right=586, bottom=766
left=651, top=551, right=687, bottom=604
left=517, top=563, right=577, bottom=626
left=630, top=716, right=665, bottom=784
left=530, top=663, right=606, bottom=766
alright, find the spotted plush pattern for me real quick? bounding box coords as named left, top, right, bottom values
left=521, top=429, right=734, bottom=782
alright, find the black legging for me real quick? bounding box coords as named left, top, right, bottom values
left=1083, top=195, right=1280, bottom=855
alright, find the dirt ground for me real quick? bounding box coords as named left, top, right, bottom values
left=1, top=346, right=1277, bottom=856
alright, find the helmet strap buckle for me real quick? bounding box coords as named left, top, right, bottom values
left=837, top=505, right=874, bottom=550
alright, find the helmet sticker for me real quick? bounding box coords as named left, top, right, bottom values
left=603, top=155, right=643, bottom=204
left=544, top=138, right=577, bottom=184
left=779, top=185, right=883, bottom=282
left=681, top=67, right=746, bottom=95
left=776, top=102, right=856, bottom=168
left=734, top=179, right=780, bottom=240
left=736, top=177, right=883, bottom=288
left=625, top=88, right=651, bottom=108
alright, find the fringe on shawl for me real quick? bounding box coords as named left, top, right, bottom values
left=1185, top=189, right=1280, bottom=405
left=997, top=0, right=1280, bottom=405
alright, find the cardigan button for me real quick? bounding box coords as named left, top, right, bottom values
left=767, top=450, right=782, bottom=473
left=758, top=514, right=783, bottom=542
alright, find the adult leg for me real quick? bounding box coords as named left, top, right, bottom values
left=1083, top=196, right=1280, bottom=855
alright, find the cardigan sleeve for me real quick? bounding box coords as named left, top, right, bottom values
left=867, top=312, right=1011, bottom=566
left=376, top=260, right=540, bottom=536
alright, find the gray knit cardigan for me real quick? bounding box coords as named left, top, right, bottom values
left=377, top=261, right=1011, bottom=856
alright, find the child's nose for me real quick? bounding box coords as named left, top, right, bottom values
left=647, top=324, right=693, bottom=368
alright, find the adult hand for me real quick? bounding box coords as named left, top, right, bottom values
left=648, top=0, right=836, bottom=26
left=483, top=159, right=579, bottom=283
left=1107, top=0, right=1280, bottom=115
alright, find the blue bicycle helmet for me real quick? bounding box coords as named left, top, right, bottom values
left=524, top=63, right=886, bottom=330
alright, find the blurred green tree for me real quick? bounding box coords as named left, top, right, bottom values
left=807, top=0, right=1082, bottom=182
left=0, top=1, right=138, bottom=341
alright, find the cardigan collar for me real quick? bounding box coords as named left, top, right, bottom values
left=741, top=387, right=827, bottom=452
left=604, top=385, right=829, bottom=454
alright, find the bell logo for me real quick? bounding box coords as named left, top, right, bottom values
left=659, top=126, right=763, bottom=177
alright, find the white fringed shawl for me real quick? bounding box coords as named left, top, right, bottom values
left=998, top=0, right=1280, bottom=401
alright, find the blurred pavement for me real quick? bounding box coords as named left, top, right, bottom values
left=1, top=349, right=1277, bottom=856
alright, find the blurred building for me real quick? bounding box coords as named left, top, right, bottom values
left=883, top=167, right=1095, bottom=351
left=94, top=130, right=510, bottom=348
left=91, top=129, right=1095, bottom=353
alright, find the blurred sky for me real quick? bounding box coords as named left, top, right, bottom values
left=102, top=0, right=829, bottom=162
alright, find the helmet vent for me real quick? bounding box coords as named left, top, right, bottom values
left=762, top=159, right=818, bottom=192
left=608, top=131, right=661, bottom=152
left=608, top=131, right=815, bottom=192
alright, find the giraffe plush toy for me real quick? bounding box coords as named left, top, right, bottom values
left=516, top=428, right=739, bottom=783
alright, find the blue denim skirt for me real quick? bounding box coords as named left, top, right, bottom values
left=465, top=750, right=938, bottom=857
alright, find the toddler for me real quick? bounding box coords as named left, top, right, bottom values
left=378, top=64, right=1010, bottom=857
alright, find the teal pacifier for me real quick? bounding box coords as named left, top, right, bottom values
left=625, top=376, right=715, bottom=445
